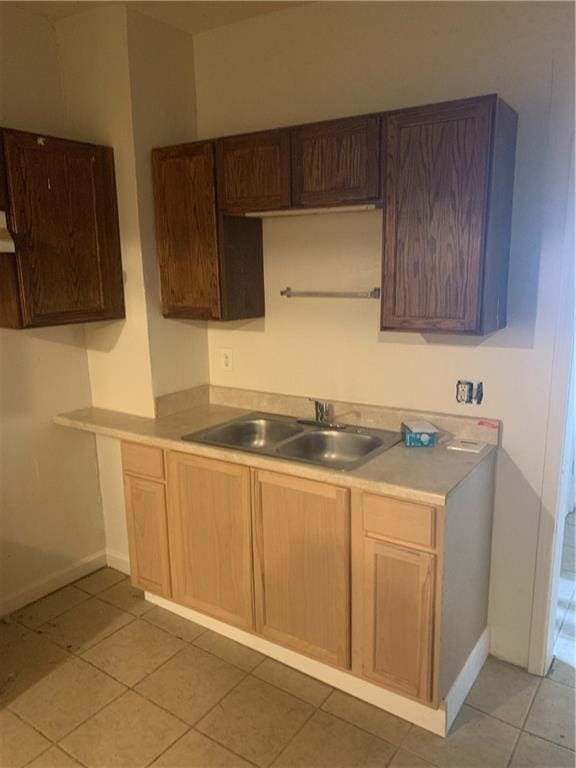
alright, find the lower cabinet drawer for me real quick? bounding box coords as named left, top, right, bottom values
left=363, top=493, right=436, bottom=549
left=121, top=441, right=165, bottom=480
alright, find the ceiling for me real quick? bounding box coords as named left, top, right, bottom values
left=9, top=1, right=306, bottom=35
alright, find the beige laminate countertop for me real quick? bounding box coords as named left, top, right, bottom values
left=54, top=404, right=496, bottom=506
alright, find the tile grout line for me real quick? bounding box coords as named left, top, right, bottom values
left=76, top=622, right=189, bottom=687
left=140, top=724, right=195, bottom=768
left=516, top=730, right=576, bottom=754
left=7, top=709, right=73, bottom=768
left=21, top=592, right=142, bottom=654
left=53, top=688, right=192, bottom=764
left=12, top=568, right=130, bottom=631
left=12, top=705, right=90, bottom=768
left=463, top=700, right=536, bottom=732
left=20, top=743, right=55, bottom=768
left=504, top=725, right=523, bottom=768
left=518, top=675, right=576, bottom=753
left=318, top=698, right=408, bottom=751
left=266, top=697, right=319, bottom=768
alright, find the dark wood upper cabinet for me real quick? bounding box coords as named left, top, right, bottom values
left=153, top=94, right=516, bottom=332
left=291, top=115, right=381, bottom=207
left=0, top=129, right=125, bottom=329
left=216, top=129, right=290, bottom=213
left=381, top=95, right=517, bottom=334
left=153, top=141, right=264, bottom=321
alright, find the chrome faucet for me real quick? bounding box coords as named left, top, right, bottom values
left=312, top=399, right=331, bottom=424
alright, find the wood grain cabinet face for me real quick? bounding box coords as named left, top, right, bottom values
left=1, top=129, right=124, bottom=328
left=381, top=96, right=517, bottom=334
left=166, top=452, right=254, bottom=630
left=252, top=471, right=350, bottom=668
left=216, top=130, right=291, bottom=213
left=152, top=141, right=265, bottom=321
left=123, top=474, right=172, bottom=598
left=153, top=141, right=221, bottom=319
left=291, top=116, right=381, bottom=207
left=362, top=539, right=435, bottom=702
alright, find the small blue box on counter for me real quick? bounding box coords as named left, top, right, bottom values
left=402, top=420, right=439, bottom=447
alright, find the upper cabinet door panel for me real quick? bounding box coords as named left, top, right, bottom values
left=3, top=130, right=124, bottom=327
left=381, top=98, right=493, bottom=333
left=291, top=115, right=381, bottom=207
left=216, top=130, right=290, bottom=213
left=153, top=141, right=221, bottom=320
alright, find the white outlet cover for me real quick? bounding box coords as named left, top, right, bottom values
left=220, top=348, right=233, bottom=371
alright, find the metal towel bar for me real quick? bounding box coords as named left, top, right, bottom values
left=280, top=287, right=381, bottom=299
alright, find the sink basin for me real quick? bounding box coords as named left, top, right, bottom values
left=277, top=430, right=383, bottom=469
left=182, top=412, right=401, bottom=471
left=184, top=417, right=303, bottom=450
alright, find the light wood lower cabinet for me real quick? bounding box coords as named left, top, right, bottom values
left=166, top=452, right=254, bottom=630
left=361, top=538, right=435, bottom=702
left=119, top=442, right=494, bottom=713
left=123, top=473, right=171, bottom=598
left=252, top=470, right=350, bottom=668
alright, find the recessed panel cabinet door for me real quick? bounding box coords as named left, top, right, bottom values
left=166, top=452, right=254, bottom=630
left=253, top=470, right=350, bottom=668
left=381, top=98, right=493, bottom=332
left=216, top=130, right=290, bottom=213
left=363, top=538, right=435, bottom=702
left=3, top=130, right=124, bottom=327
left=291, top=115, right=381, bottom=207
left=123, top=475, right=171, bottom=598
left=152, top=142, right=221, bottom=319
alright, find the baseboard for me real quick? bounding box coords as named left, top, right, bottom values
left=444, top=627, right=490, bottom=732
left=105, top=549, right=130, bottom=575
left=0, top=550, right=107, bottom=617
left=146, top=592, right=448, bottom=736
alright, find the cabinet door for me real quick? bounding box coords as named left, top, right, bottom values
left=216, top=130, right=290, bottom=213
left=253, top=471, right=350, bottom=667
left=291, top=116, right=380, bottom=207
left=153, top=141, right=221, bottom=319
left=166, top=452, right=254, bottom=629
left=362, top=538, right=435, bottom=701
left=123, top=475, right=171, bottom=598
left=381, top=97, right=493, bottom=332
left=3, top=129, right=124, bottom=327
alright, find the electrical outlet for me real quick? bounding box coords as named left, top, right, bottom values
left=220, top=348, right=233, bottom=371
left=456, top=380, right=474, bottom=404
left=456, top=380, right=484, bottom=404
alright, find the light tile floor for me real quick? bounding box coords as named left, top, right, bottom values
left=0, top=567, right=574, bottom=768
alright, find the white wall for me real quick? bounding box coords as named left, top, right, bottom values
left=0, top=5, right=104, bottom=610
left=56, top=6, right=210, bottom=409
left=57, top=5, right=156, bottom=419
left=194, top=1, right=575, bottom=666
left=126, top=9, right=209, bottom=398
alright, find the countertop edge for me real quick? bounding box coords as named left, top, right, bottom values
left=52, top=406, right=496, bottom=507
left=54, top=410, right=496, bottom=508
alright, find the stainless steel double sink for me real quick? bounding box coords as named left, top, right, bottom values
left=182, top=412, right=402, bottom=471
